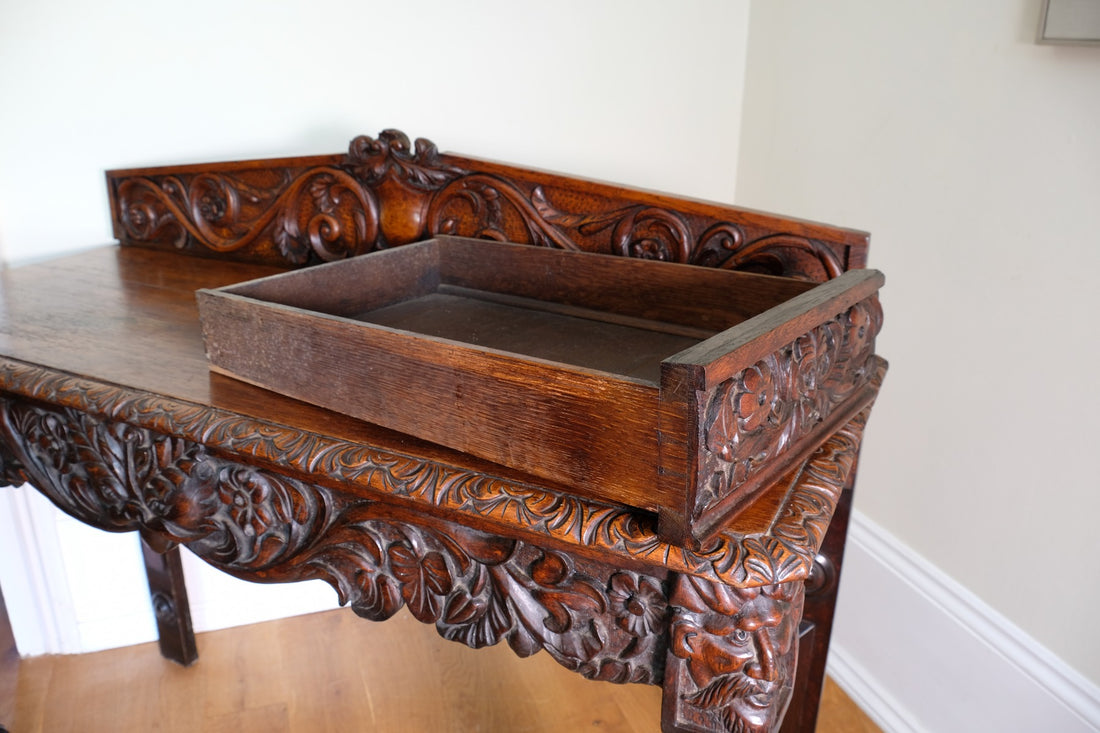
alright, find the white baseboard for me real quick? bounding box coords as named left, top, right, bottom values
left=827, top=511, right=1100, bottom=733
left=827, top=646, right=927, bottom=733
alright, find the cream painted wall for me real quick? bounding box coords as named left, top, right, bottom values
left=736, top=0, right=1100, bottom=685
left=0, top=0, right=750, bottom=651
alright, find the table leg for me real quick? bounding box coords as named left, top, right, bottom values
left=139, top=539, right=198, bottom=666
left=778, top=483, right=854, bottom=733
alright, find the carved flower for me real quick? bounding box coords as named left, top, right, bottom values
left=612, top=208, right=690, bottom=262
left=736, top=363, right=779, bottom=433
left=199, top=195, right=225, bottom=222
left=608, top=572, right=667, bottom=637
left=389, top=543, right=453, bottom=622
left=218, top=470, right=276, bottom=539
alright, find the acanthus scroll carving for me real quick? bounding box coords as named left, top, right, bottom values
left=309, top=514, right=669, bottom=683
left=0, top=395, right=668, bottom=683
left=697, top=298, right=884, bottom=518
left=117, top=167, right=380, bottom=265
left=112, top=129, right=847, bottom=279
left=0, top=400, right=342, bottom=570
left=666, top=575, right=804, bottom=733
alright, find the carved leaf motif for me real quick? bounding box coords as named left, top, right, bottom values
left=439, top=584, right=512, bottom=649
left=531, top=550, right=569, bottom=586
left=116, top=167, right=379, bottom=266
left=698, top=296, right=882, bottom=518
left=389, top=543, right=452, bottom=622
left=351, top=572, right=403, bottom=622
left=426, top=175, right=581, bottom=250
left=440, top=587, right=483, bottom=627
left=529, top=188, right=691, bottom=260
left=506, top=621, right=544, bottom=659
left=705, top=383, right=738, bottom=462
left=344, top=129, right=463, bottom=191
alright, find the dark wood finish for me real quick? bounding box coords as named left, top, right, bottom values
left=0, top=131, right=888, bottom=733
left=779, top=483, right=855, bottom=733
left=107, top=130, right=868, bottom=276
left=140, top=542, right=198, bottom=666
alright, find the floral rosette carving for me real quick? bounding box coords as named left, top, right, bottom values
left=698, top=297, right=882, bottom=517
left=667, top=574, right=804, bottom=733
left=304, top=514, right=669, bottom=683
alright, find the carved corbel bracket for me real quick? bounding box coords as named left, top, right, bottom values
left=664, top=574, right=805, bottom=733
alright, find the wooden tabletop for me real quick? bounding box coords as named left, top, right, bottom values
left=0, top=245, right=537, bottom=476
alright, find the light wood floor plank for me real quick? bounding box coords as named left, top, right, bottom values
left=0, top=607, right=879, bottom=732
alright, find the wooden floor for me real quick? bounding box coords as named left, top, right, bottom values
left=0, top=604, right=878, bottom=732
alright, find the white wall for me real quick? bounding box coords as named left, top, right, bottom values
left=736, top=0, right=1100, bottom=689
left=0, top=0, right=748, bottom=265
left=0, top=0, right=750, bottom=651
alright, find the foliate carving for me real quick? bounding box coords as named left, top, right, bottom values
left=693, top=229, right=844, bottom=281
left=0, top=394, right=668, bottom=683
left=116, top=167, right=380, bottom=265
left=0, top=367, right=877, bottom=728
left=427, top=179, right=583, bottom=250
left=530, top=188, right=690, bottom=260
left=0, top=357, right=875, bottom=592
left=112, top=129, right=846, bottom=280
left=345, top=129, right=464, bottom=190
left=531, top=192, right=845, bottom=280
left=0, top=400, right=342, bottom=570
left=666, top=575, right=804, bottom=733
left=697, top=297, right=883, bottom=518
left=308, top=517, right=668, bottom=683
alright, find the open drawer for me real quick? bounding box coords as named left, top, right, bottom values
left=197, top=235, right=884, bottom=544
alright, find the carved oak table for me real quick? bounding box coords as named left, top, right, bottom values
left=0, top=131, right=886, bottom=733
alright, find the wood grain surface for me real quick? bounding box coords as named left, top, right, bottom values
left=0, top=606, right=879, bottom=733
